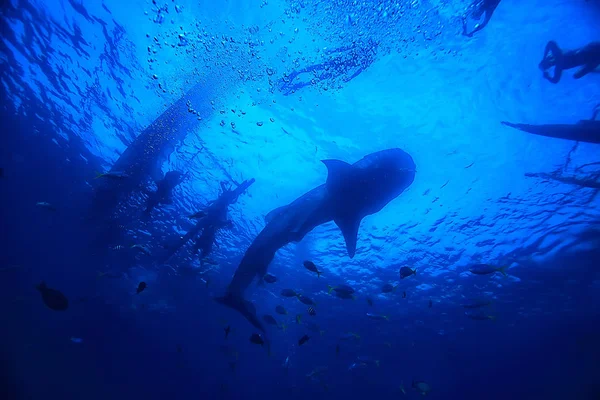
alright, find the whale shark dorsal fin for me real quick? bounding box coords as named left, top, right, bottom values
left=322, top=159, right=353, bottom=192
left=265, top=205, right=288, bottom=224
left=334, top=215, right=361, bottom=258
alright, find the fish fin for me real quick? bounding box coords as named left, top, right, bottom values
left=333, top=215, right=361, bottom=258
left=317, top=271, right=321, bottom=278
left=321, top=159, right=354, bottom=192
left=94, top=171, right=103, bottom=179
left=413, top=268, right=417, bottom=275
left=214, top=293, right=267, bottom=335
left=498, top=266, right=508, bottom=277
left=384, top=315, right=389, bottom=321
left=327, top=285, right=335, bottom=294
left=265, top=205, right=288, bottom=224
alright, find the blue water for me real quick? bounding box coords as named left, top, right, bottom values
left=2, top=0, right=600, bottom=399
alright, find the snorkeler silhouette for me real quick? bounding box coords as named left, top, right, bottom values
left=144, top=171, right=184, bottom=214
left=159, top=178, right=254, bottom=263
left=462, top=0, right=501, bottom=37
left=538, top=41, right=600, bottom=84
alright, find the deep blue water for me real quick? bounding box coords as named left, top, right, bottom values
left=2, top=0, right=600, bottom=399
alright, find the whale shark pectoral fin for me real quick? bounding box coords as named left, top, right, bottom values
left=334, top=215, right=361, bottom=258
left=322, top=159, right=354, bottom=192
left=215, top=293, right=266, bottom=334
left=265, top=205, right=289, bottom=224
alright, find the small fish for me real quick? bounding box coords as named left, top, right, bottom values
left=303, top=260, right=322, bottom=277
left=381, top=283, right=397, bottom=293
left=356, top=356, right=380, bottom=368
left=36, top=282, right=68, bottom=311
left=328, top=284, right=354, bottom=296
left=465, top=311, right=496, bottom=321
left=296, top=314, right=302, bottom=324
left=136, top=282, right=147, bottom=294
left=366, top=313, right=389, bottom=321
left=399, top=266, right=417, bottom=279
left=36, top=202, right=56, bottom=211
left=298, top=294, right=316, bottom=305
left=412, top=380, right=432, bottom=396
left=263, top=273, right=277, bottom=283
left=188, top=210, right=207, bottom=219
left=399, top=381, right=406, bottom=395
left=307, top=306, right=316, bottom=316
left=335, top=292, right=355, bottom=300
left=462, top=299, right=492, bottom=309
left=95, top=170, right=129, bottom=180
left=111, top=245, right=125, bottom=251
left=281, top=289, right=298, bottom=298
left=366, top=297, right=373, bottom=306
left=402, top=291, right=407, bottom=298
left=70, top=337, right=83, bottom=344
left=275, top=305, right=287, bottom=315
left=263, top=314, right=278, bottom=325
left=428, top=299, right=433, bottom=308
left=298, top=334, right=310, bottom=346
left=202, top=258, right=219, bottom=266
left=224, top=325, right=231, bottom=339
left=250, top=333, right=264, bottom=346
left=468, top=263, right=508, bottom=277
left=283, top=356, right=290, bottom=369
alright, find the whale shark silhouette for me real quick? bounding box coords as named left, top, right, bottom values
left=215, top=148, right=416, bottom=334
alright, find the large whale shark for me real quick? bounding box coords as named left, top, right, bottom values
left=215, top=148, right=416, bottom=334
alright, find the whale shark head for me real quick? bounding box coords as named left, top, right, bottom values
left=322, top=148, right=416, bottom=258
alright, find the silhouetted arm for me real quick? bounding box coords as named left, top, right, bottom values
left=573, top=63, right=598, bottom=79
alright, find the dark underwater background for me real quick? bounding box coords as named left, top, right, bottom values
left=1, top=0, right=600, bottom=399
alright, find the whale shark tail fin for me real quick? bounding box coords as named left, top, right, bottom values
left=215, top=293, right=267, bottom=335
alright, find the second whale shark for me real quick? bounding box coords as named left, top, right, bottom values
left=215, top=148, right=416, bottom=334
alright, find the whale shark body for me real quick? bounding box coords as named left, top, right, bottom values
left=215, top=148, right=416, bottom=334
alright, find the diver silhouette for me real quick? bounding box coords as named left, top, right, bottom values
left=539, top=41, right=600, bottom=84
